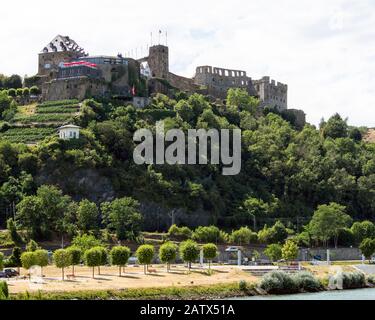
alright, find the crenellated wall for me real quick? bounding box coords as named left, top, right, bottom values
left=253, top=76, right=288, bottom=111
left=194, top=65, right=256, bottom=99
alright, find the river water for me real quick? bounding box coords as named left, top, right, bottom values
left=233, top=288, right=375, bottom=300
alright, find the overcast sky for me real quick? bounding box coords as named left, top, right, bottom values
left=1, top=0, right=374, bottom=127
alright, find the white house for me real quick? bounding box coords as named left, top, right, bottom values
left=57, top=124, right=80, bottom=140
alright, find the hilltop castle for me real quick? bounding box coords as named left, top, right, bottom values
left=34, top=35, right=304, bottom=122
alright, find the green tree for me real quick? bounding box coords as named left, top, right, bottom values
left=6, top=218, right=23, bottom=246
left=77, top=199, right=99, bottom=233
left=26, top=240, right=40, bottom=252
left=136, top=244, right=154, bottom=274
left=308, top=203, right=352, bottom=247
left=264, top=244, right=282, bottom=262
left=16, top=197, right=43, bottom=239
left=71, top=234, right=102, bottom=252
left=34, top=249, right=49, bottom=275
left=202, top=243, right=218, bottom=270
left=16, top=185, right=72, bottom=240
left=282, top=240, right=299, bottom=262
left=53, top=249, right=71, bottom=281
left=351, top=221, right=375, bottom=245
left=20, top=252, right=37, bottom=278
left=258, top=221, right=288, bottom=244
left=84, top=247, right=102, bottom=279
left=168, top=225, right=192, bottom=241
left=192, top=226, right=228, bottom=243
left=8, top=247, right=22, bottom=273
left=322, top=113, right=348, bottom=139
left=227, top=88, right=259, bottom=113
left=230, top=227, right=257, bottom=245
left=93, top=246, right=108, bottom=275
left=359, top=238, right=375, bottom=262
left=66, top=246, right=82, bottom=276
left=179, top=240, right=200, bottom=271
left=4, top=74, right=22, bottom=89
left=0, top=253, right=3, bottom=271
left=101, top=197, right=143, bottom=241
left=110, top=246, right=131, bottom=276
left=159, top=242, right=177, bottom=272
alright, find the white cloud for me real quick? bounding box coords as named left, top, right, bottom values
left=0, top=0, right=374, bottom=127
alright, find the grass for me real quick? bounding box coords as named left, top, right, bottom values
left=10, top=282, right=252, bottom=300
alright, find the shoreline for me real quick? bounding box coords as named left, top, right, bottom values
left=10, top=282, right=373, bottom=300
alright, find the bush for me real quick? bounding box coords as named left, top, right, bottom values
left=342, top=272, right=366, bottom=289
left=30, top=86, right=40, bottom=96
left=258, top=221, right=288, bottom=244
left=239, top=280, right=248, bottom=291
left=259, top=271, right=298, bottom=294
left=264, top=244, right=282, bottom=262
left=168, top=225, right=192, bottom=241
left=367, top=275, right=375, bottom=285
left=294, top=231, right=311, bottom=248
left=192, top=226, right=228, bottom=243
left=8, top=89, right=16, bottom=97
left=292, top=272, right=322, bottom=292
left=0, top=281, right=9, bottom=299
left=281, top=240, right=299, bottom=261
left=230, top=227, right=257, bottom=245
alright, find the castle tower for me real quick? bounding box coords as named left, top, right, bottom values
left=147, top=45, right=169, bottom=79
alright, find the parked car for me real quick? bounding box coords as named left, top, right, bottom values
left=0, top=271, right=6, bottom=278
left=4, top=269, right=19, bottom=277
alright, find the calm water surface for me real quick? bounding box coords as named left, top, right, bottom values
left=231, top=288, right=375, bottom=300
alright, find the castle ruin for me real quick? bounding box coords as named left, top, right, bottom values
left=35, top=35, right=304, bottom=124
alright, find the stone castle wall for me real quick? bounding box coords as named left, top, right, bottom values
left=253, top=76, right=288, bottom=111
left=42, top=77, right=107, bottom=101
left=38, top=51, right=84, bottom=77
left=194, top=65, right=256, bottom=99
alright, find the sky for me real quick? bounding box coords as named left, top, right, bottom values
left=1, top=0, right=375, bottom=127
